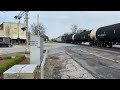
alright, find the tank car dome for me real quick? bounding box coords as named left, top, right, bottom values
left=90, top=28, right=98, bottom=41
left=72, top=34, right=76, bottom=40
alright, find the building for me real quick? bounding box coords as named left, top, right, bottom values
left=0, top=22, right=27, bottom=44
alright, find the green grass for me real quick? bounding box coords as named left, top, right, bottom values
left=0, top=56, right=12, bottom=60
left=0, top=55, right=26, bottom=73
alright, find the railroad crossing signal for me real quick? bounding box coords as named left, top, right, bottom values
left=21, top=27, right=27, bottom=31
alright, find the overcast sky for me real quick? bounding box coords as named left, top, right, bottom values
left=0, top=11, right=120, bottom=39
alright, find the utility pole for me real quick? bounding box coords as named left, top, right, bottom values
left=18, top=20, right=20, bottom=45
left=37, top=14, right=39, bottom=36
left=26, top=11, right=29, bottom=50
left=14, top=11, right=29, bottom=48
left=24, top=17, right=26, bottom=24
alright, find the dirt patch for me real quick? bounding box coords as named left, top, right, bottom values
left=0, top=74, right=3, bottom=79
left=48, top=56, right=59, bottom=60
left=52, top=65, right=62, bottom=79
left=34, top=67, right=40, bottom=79
left=18, top=58, right=30, bottom=64
left=44, top=56, right=62, bottom=79
left=0, top=52, right=24, bottom=57
left=0, top=59, right=10, bottom=64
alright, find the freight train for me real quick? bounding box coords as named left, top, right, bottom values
left=55, top=23, right=120, bottom=47
left=56, top=36, right=62, bottom=43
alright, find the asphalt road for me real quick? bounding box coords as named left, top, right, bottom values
left=44, top=43, right=95, bottom=79
left=0, top=45, right=26, bottom=55
left=64, top=45, right=120, bottom=79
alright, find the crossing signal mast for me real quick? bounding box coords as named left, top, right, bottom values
left=14, top=11, right=29, bottom=50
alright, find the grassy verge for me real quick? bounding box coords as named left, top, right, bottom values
left=0, top=55, right=26, bottom=74
left=0, top=56, right=12, bottom=60
left=18, top=58, right=30, bottom=64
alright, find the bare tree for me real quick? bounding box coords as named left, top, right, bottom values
left=64, top=32, right=69, bottom=36
left=31, top=22, right=46, bottom=36
left=71, top=24, right=78, bottom=34
left=77, top=28, right=83, bottom=33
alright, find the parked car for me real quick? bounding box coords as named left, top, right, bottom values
left=0, top=42, right=13, bottom=47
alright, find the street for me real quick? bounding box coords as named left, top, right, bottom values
left=45, top=43, right=120, bottom=79
left=44, top=43, right=95, bottom=79
left=64, top=44, right=120, bottom=79
left=1, top=43, right=120, bottom=79
left=0, top=45, right=26, bottom=55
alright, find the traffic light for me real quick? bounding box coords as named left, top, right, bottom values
left=14, top=16, right=17, bottom=19
left=21, top=27, right=27, bottom=31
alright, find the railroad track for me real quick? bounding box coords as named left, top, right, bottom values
left=65, top=43, right=120, bottom=55
left=79, top=44, right=120, bottom=54
left=81, top=46, right=120, bottom=55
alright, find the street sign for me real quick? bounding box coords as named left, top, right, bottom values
left=30, top=35, right=43, bottom=65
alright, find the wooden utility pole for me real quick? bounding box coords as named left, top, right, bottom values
left=37, top=14, right=39, bottom=36
left=18, top=20, right=20, bottom=45
left=25, top=11, right=29, bottom=49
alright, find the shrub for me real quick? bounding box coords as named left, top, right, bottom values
left=0, top=55, right=26, bottom=73
left=0, top=56, right=12, bottom=60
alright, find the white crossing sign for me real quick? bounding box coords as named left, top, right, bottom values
left=30, top=35, right=43, bottom=65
